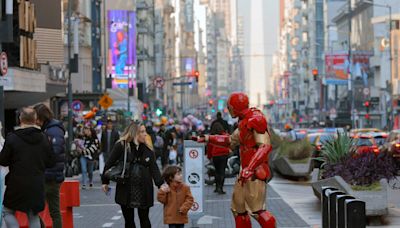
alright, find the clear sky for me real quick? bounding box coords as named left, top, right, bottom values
left=193, top=0, right=279, bottom=106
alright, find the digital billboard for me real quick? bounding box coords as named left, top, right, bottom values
left=325, top=50, right=372, bottom=86
left=182, top=58, right=196, bottom=76
left=108, top=10, right=136, bottom=89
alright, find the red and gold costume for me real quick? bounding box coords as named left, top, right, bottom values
left=199, top=92, right=276, bottom=228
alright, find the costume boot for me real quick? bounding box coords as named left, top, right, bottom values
left=257, top=210, right=276, bottom=228
left=234, top=214, right=251, bottom=228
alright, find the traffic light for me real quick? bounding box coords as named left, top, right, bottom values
left=208, top=99, right=214, bottom=107
left=364, top=101, right=370, bottom=112
left=312, top=68, right=318, bottom=81
left=194, top=71, right=199, bottom=82
left=364, top=101, right=370, bottom=120
left=155, top=108, right=163, bottom=117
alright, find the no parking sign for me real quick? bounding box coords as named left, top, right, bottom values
left=184, top=140, right=204, bottom=216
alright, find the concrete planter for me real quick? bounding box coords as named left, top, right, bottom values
left=272, top=156, right=313, bottom=177
left=311, top=169, right=388, bottom=216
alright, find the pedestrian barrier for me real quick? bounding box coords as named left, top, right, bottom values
left=321, top=186, right=366, bottom=228
left=15, top=180, right=80, bottom=228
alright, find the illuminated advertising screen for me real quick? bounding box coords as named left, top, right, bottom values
left=182, top=58, right=195, bottom=76
left=325, top=50, right=372, bottom=85
left=108, top=10, right=136, bottom=89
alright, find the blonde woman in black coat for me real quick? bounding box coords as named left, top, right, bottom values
left=102, top=122, right=163, bottom=228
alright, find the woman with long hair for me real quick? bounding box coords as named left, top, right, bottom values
left=102, top=121, right=163, bottom=228
left=80, top=125, right=99, bottom=189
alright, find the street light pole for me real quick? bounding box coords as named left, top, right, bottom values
left=388, top=6, right=394, bottom=130
left=348, top=0, right=355, bottom=128
left=67, top=0, right=73, bottom=155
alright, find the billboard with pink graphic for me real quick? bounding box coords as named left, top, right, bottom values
left=108, top=10, right=136, bottom=89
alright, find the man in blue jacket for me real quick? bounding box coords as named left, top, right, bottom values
left=34, top=104, right=65, bottom=228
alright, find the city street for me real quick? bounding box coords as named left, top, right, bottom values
left=72, top=171, right=309, bottom=228
left=70, top=169, right=400, bottom=228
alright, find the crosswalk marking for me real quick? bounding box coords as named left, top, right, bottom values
left=102, top=223, right=113, bottom=227
left=111, top=216, right=121, bottom=220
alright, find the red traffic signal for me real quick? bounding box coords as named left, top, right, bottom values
left=364, top=101, right=370, bottom=107
left=194, top=71, right=199, bottom=82
left=365, top=113, right=370, bottom=119
left=312, top=68, right=318, bottom=81
left=208, top=99, right=213, bottom=106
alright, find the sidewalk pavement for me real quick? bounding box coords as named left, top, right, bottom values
left=72, top=171, right=309, bottom=228
left=269, top=173, right=400, bottom=228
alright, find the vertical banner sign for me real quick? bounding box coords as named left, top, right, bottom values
left=184, top=140, right=204, bottom=216
left=184, top=0, right=194, bottom=32
left=108, top=10, right=136, bottom=89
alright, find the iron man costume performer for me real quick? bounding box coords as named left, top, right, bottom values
left=196, top=92, right=276, bottom=228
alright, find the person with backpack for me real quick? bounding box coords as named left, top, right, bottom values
left=33, top=104, right=65, bottom=228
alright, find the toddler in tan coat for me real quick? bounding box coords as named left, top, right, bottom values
left=157, top=166, right=194, bottom=228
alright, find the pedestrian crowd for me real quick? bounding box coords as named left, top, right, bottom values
left=0, top=103, right=233, bottom=227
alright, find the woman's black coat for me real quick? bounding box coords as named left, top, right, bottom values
left=102, top=141, right=163, bottom=208
left=0, top=127, right=55, bottom=213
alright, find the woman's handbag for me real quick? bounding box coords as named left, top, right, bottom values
left=103, top=141, right=130, bottom=183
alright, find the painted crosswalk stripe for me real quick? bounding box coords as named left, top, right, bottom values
left=102, top=223, right=113, bottom=227
left=111, top=216, right=121, bottom=220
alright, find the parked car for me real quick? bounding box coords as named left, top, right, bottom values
left=293, top=128, right=308, bottom=140
left=383, top=130, right=400, bottom=159
left=369, top=132, right=388, bottom=147
left=352, top=134, right=380, bottom=155
left=349, top=128, right=382, bottom=137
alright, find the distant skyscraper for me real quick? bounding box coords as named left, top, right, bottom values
left=237, top=0, right=278, bottom=107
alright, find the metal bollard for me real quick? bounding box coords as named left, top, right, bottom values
left=345, top=199, right=366, bottom=228
left=321, top=187, right=338, bottom=228
left=336, top=195, right=355, bottom=228
left=328, top=190, right=345, bottom=228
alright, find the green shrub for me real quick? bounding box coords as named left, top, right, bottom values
left=269, top=128, right=283, bottom=149
left=315, top=133, right=353, bottom=167
left=278, top=138, right=312, bottom=160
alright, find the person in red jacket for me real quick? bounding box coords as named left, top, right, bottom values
left=208, top=122, right=230, bottom=194
left=193, top=92, right=276, bottom=228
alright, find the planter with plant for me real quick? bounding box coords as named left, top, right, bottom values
left=311, top=133, right=397, bottom=216
left=272, top=132, right=314, bottom=177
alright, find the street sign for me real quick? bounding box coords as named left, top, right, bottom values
left=172, top=82, right=192, bottom=86
left=370, top=97, right=379, bottom=105
left=329, top=108, right=337, bottom=119
left=98, top=94, right=113, bottom=109
left=363, top=87, right=370, bottom=96
left=71, top=100, right=84, bottom=112
left=184, top=140, right=204, bottom=218
left=153, top=76, right=165, bottom=88
left=0, top=52, right=8, bottom=76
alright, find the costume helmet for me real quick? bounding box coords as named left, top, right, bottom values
left=227, top=92, right=249, bottom=118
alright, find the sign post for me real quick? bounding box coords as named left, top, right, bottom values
left=0, top=52, right=8, bottom=76
left=184, top=140, right=204, bottom=227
